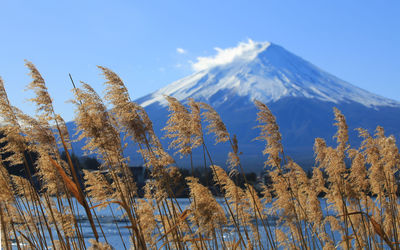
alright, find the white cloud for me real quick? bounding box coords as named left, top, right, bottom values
left=191, top=39, right=270, bottom=71
left=176, top=48, right=187, bottom=54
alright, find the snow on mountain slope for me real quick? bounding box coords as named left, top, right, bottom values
left=140, top=40, right=399, bottom=108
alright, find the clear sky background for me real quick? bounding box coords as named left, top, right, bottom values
left=0, top=0, right=399, bottom=121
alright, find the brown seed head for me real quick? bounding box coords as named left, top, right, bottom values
left=163, top=96, right=192, bottom=157
left=254, top=100, right=283, bottom=168
left=200, top=102, right=229, bottom=144
left=24, top=60, right=54, bottom=121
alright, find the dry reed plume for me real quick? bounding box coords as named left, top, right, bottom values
left=0, top=63, right=399, bottom=250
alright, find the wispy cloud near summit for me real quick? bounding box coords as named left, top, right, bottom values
left=176, top=48, right=187, bottom=54
left=191, top=39, right=270, bottom=71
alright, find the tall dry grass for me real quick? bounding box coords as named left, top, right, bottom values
left=0, top=64, right=399, bottom=249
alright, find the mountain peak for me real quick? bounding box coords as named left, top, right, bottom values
left=139, top=40, right=400, bottom=109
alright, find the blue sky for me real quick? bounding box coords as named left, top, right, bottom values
left=0, top=0, right=399, bottom=121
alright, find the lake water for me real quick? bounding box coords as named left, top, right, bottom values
left=10, top=197, right=336, bottom=249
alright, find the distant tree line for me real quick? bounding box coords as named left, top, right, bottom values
left=168, top=166, right=260, bottom=198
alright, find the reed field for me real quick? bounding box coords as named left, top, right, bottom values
left=0, top=61, right=399, bottom=249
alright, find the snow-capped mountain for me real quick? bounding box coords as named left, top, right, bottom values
left=67, top=40, right=400, bottom=172
left=132, top=40, right=400, bottom=171
left=140, top=41, right=399, bottom=109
